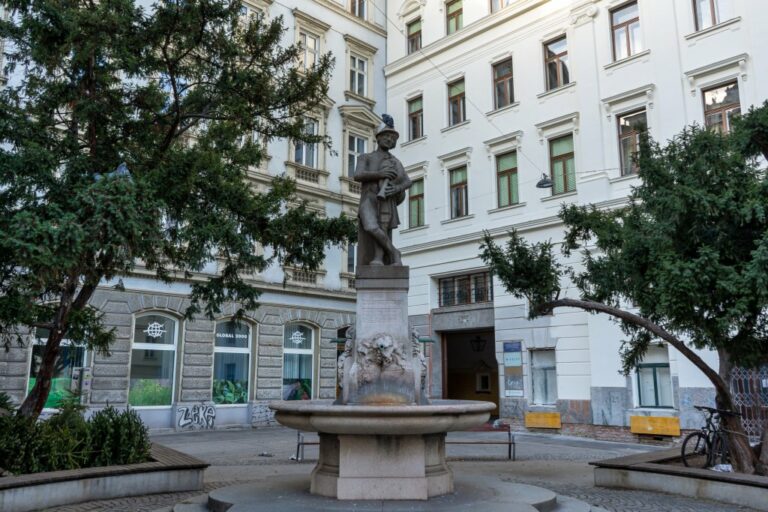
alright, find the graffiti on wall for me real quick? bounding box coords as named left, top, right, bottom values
left=177, top=403, right=216, bottom=430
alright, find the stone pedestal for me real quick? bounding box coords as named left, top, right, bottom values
left=311, top=433, right=451, bottom=500
left=340, top=265, right=425, bottom=405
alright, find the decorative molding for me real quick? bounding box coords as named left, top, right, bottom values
left=483, top=130, right=523, bottom=158
left=292, top=8, right=331, bottom=34
left=684, top=53, right=748, bottom=95
left=343, top=34, right=379, bottom=56
left=440, top=119, right=471, bottom=134
left=312, top=0, right=387, bottom=37
left=397, top=0, right=426, bottom=20
left=536, top=81, right=577, bottom=101
left=437, top=146, right=473, bottom=171
left=603, top=49, right=651, bottom=73
left=569, top=0, right=599, bottom=26
left=684, top=16, right=741, bottom=42
left=535, top=112, right=579, bottom=143
left=338, top=104, right=380, bottom=128
left=404, top=160, right=429, bottom=178
left=601, top=84, right=655, bottom=118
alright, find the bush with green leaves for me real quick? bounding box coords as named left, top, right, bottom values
left=0, top=403, right=151, bottom=475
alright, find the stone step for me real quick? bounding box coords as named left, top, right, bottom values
left=173, top=504, right=208, bottom=512
left=499, top=483, right=558, bottom=512
left=551, top=495, right=592, bottom=512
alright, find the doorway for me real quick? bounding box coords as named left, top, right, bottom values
left=443, top=330, right=499, bottom=416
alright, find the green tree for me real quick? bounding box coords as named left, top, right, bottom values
left=0, top=0, right=355, bottom=419
left=481, top=104, right=768, bottom=475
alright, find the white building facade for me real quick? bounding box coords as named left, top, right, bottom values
left=387, top=0, right=768, bottom=439
left=1, top=0, right=387, bottom=429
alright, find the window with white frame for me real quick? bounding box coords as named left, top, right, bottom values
left=611, top=1, right=642, bottom=61
left=693, top=0, right=734, bottom=31
left=346, top=243, right=357, bottom=274
left=299, top=30, right=320, bottom=71
left=637, top=345, right=673, bottom=408
left=212, top=320, right=251, bottom=405
left=617, top=109, right=647, bottom=176
left=347, top=134, right=367, bottom=177
left=531, top=349, right=557, bottom=405
left=349, top=53, right=367, bottom=97
left=129, top=314, right=178, bottom=406
left=283, top=323, right=314, bottom=400
left=491, top=0, right=513, bottom=13
left=28, top=327, right=88, bottom=409
left=294, top=117, right=318, bottom=168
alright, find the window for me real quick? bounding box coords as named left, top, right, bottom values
left=409, top=179, right=425, bottom=228
left=283, top=323, right=314, bottom=400
left=493, top=58, right=514, bottom=109
left=703, top=81, right=740, bottom=134
left=347, top=134, right=366, bottom=177
left=637, top=346, right=673, bottom=408
left=294, top=117, right=318, bottom=167
left=28, top=328, right=87, bottom=409
left=407, top=18, right=422, bottom=54
left=531, top=350, right=557, bottom=405
left=693, top=0, right=734, bottom=31
left=617, top=110, right=647, bottom=176
left=129, top=314, right=178, bottom=406
left=439, top=272, right=493, bottom=307
left=446, top=0, right=463, bottom=35
left=350, top=0, right=366, bottom=19
left=346, top=243, right=357, bottom=274
left=448, top=79, right=466, bottom=126
left=544, top=37, right=569, bottom=91
left=496, top=151, right=519, bottom=207
left=408, top=96, right=423, bottom=140
left=549, top=134, right=575, bottom=195
left=299, top=31, right=319, bottom=71
left=449, top=166, right=468, bottom=218
left=611, top=2, right=642, bottom=61
left=212, top=321, right=251, bottom=405
left=491, top=0, right=512, bottom=12
left=349, top=54, right=367, bottom=97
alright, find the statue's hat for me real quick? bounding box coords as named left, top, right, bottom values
left=376, top=113, right=399, bottom=138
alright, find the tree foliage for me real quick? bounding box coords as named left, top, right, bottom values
left=0, top=0, right=355, bottom=417
left=482, top=103, right=768, bottom=474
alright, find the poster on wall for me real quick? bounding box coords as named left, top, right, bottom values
left=503, top=341, right=524, bottom=397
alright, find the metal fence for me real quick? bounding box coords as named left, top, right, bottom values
left=729, top=365, right=768, bottom=443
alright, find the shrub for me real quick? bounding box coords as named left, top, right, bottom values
left=0, top=404, right=151, bottom=475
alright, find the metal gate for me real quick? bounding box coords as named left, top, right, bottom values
left=729, top=365, right=768, bottom=443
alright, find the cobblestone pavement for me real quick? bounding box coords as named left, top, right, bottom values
left=40, top=428, right=761, bottom=512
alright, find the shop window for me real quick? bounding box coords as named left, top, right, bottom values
left=212, top=320, right=251, bottom=405
left=28, top=328, right=87, bottom=409
left=283, top=323, right=314, bottom=400
left=531, top=349, right=557, bottom=405
left=129, top=314, right=178, bottom=406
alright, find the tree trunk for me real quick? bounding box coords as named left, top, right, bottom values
left=18, top=327, right=66, bottom=419
left=716, top=349, right=764, bottom=475
left=759, top=430, right=768, bottom=468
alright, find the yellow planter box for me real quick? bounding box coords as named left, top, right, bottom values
left=525, top=411, right=562, bottom=429
left=629, top=415, right=680, bottom=436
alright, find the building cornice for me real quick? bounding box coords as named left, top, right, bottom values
left=313, top=0, right=387, bottom=37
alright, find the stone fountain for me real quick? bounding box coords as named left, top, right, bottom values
left=270, top=116, right=495, bottom=500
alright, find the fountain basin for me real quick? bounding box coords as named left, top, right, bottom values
left=270, top=399, right=495, bottom=500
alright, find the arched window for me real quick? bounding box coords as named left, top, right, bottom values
left=28, top=327, right=88, bottom=409
left=282, top=323, right=314, bottom=400
left=212, top=320, right=251, bottom=404
left=129, top=314, right=178, bottom=406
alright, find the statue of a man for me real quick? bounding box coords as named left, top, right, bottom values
left=354, top=115, right=412, bottom=266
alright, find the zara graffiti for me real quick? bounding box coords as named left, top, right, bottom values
left=177, top=403, right=216, bottom=430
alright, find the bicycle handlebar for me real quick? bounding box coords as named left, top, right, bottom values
left=694, top=405, right=741, bottom=417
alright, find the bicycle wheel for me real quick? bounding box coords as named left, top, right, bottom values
left=710, top=432, right=730, bottom=466
left=681, top=431, right=710, bottom=468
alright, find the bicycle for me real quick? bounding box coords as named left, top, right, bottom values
left=680, top=405, right=741, bottom=468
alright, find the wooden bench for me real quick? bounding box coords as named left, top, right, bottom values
left=292, top=423, right=515, bottom=462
